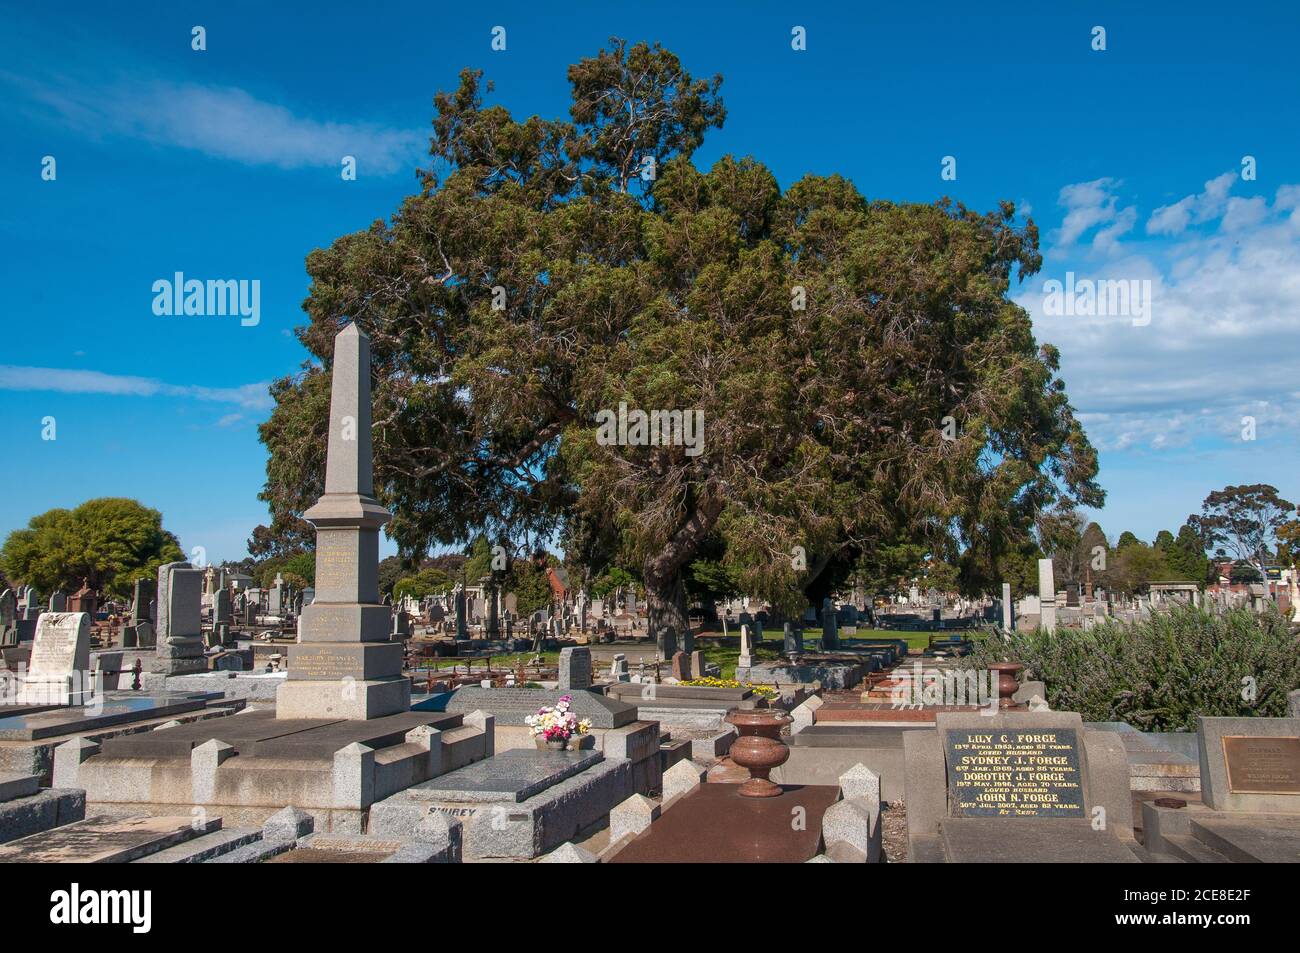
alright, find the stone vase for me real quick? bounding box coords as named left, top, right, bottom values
left=725, top=709, right=792, bottom=798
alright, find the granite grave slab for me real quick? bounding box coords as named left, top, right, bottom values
left=408, top=748, right=603, bottom=803
left=443, top=686, right=635, bottom=728
left=0, top=696, right=212, bottom=741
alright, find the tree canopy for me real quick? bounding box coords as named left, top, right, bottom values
left=0, top=498, right=183, bottom=599
left=257, top=38, right=1102, bottom=650
left=1189, top=484, right=1295, bottom=583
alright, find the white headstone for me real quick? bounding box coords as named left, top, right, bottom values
left=1037, top=558, right=1057, bottom=634
left=18, top=611, right=92, bottom=705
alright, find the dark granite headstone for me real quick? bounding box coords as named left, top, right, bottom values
left=557, top=646, right=592, bottom=691
left=783, top=622, right=802, bottom=656
left=943, top=727, right=1085, bottom=818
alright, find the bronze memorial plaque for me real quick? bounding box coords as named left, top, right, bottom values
left=944, top=728, right=1086, bottom=818
left=1222, top=736, right=1300, bottom=795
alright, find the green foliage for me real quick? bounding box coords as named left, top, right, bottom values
left=590, top=565, right=636, bottom=598
left=504, top=558, right=554, bottom=616
left=258, top=38, right=1102, bottom=648
left=394, top=566, right=453, bottom=601
left=966, top=606, right=1300, bottom=731
left=258, top=552, right=316, bottom=589
left=1166, top=524, right=1210, bottom=583
left=462, top=536, right=496, bottom=583
left=377, top=555, right=408, bottom=598
left=685, top=557, right=741, bottom=603
left=1108, top=538, right=1175, bottom=594
left=1188, top=484, right=1295, bottom=580
left=0, top=498, right=183, bottom=599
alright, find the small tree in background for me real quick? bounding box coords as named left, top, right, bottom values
left=1189, top=484, right=1295, bottom=586
left=0, top=498, right=183, bottom=599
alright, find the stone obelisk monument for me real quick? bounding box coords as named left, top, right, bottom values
left=276, top=323, right=409, bottom=719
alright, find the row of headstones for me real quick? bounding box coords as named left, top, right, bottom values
left=554, top=645, right=724, bottom=690
left=2, top=586, right=106, bottom=647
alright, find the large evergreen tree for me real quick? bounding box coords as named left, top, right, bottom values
left=257, top=39, right=1102, bottom=653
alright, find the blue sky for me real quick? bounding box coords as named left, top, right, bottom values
left=2, top=1, right=1299, bottom=563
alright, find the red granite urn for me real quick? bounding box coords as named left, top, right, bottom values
left=988, top=661, right=1025, bottom=708
left=725, top=709, right=792, bottom=798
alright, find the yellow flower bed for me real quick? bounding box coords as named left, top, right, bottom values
left=681, top=677, right=778, bottom=700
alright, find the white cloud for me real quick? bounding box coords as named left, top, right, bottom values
left=1022, top=178, right=1300, bottom=453
left=1146, top=171, right=1236, bottom=236
left=0, top=365, right=273, bottom=411
left=3, top=71, right=423, bottom=174
left=1221, top=196, right=1267, bottom=232
left=1053, top=177, right=1138, bottom=252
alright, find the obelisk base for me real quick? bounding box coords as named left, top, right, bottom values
left=276, top=676, right=411, bottom=720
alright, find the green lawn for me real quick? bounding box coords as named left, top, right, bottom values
left=411, top=650, right=560, bottom=672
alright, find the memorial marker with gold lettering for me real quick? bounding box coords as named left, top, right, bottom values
left=944, top=728, right=1086, bottom=818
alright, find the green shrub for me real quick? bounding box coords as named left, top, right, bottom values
left=964, top=606, right=1300, bottom=731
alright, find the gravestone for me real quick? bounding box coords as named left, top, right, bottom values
left=48, top=590, right=67, bottom=612
left=671, top=651, right=690, bottom=681
left=783, top=622, right=803, bottom=656
left=609, top=653, right=629, bottom=682
left=213, top=652, right=244, bottom=672
left=131, top=578, right=155, bottom=626
left=822, top=598, right=839, bottom=650
left=737, top=624, right=753, bottom=669
left=1197, top=716, right=1300, bottom=814
left=485, top=586, right=500, bottom=638
left=944, top=727, right=1085, bottom=818
left=152, top=562, right=205, bottom=675
left=689, top=649, right=704, bottom=679
left=277, top=324, right=409, bottom=720
left=1142, top=716, right=1300, bottom=862
left=557, top=646, right=592, bottom=691
left=17, top=611, right=92, bottom=706
left=1000, top=582, right=1012, bottom=631
left=0, top=589, right=15, bottom=646
left=1037, top=559, right=1056, bottom=634
left=454, top=585, right=468, bottom=640
left=209, top=588, right=232, bottom=647
left=68, top=579, right=97, bottom=617
left=904, top=711, right=1137, bottom=862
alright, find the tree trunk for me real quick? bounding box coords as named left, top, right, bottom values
left=642, top=490, right=724, bottom=661
left=646, top=571, right=691, bottom=658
